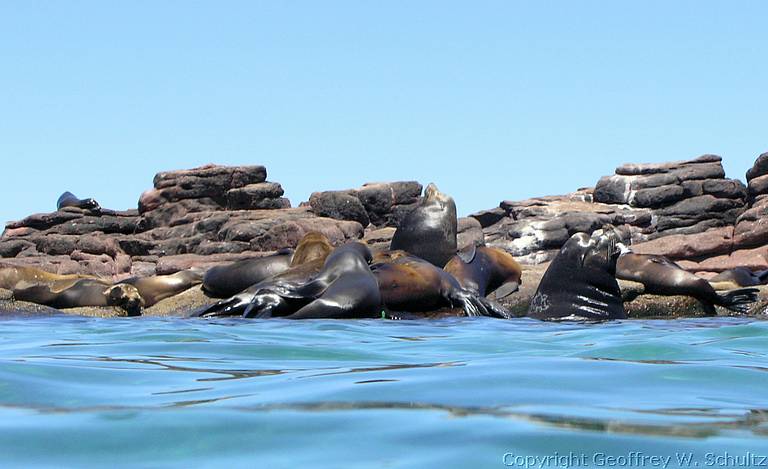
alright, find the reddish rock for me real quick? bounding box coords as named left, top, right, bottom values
left=631, top=227, right=734, bottom=260
left=682, top=247, right=768, bottom=272
left=748, top=174, right=768, bottom=198
left=746, top=151, right=768, bottom=181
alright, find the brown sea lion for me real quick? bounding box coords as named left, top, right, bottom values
left=57, top=191, right=101, bottom=213
left=616, top=252, right=759, bottom=315
left=708, top=267, right=768, bottom=291
left=289, top=231, right=334, bottom=266
left=0, top=266, right=98, bottom=291
left=197, top=243, right=380, bottom=319
left=390, top=183, right=457, bottom=268
left=117, top=269, right=204, bottom=307
left=443, top=246, right=522, bottom=299
left=371, top=251, right=511, bottom=318
left=528, top=229, right=625, bottom=320
left=13, top=279, right=143, bottom=316
left=202, top=232, right=334, bottom=298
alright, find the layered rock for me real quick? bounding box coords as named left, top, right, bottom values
left=0, top=165, right=361, bottom=278
left=138, top=164, right=290, bottom=228
left=474, top=190, right=652, bottom=264
left=308, top=181, right=423, bottom=227
left=593, top=155, right=747, bottom=237
left=476, top=155, right=751, bottom=265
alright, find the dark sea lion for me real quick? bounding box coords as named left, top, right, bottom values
left=198, top=243, right=380, bottom=319
left=528, top=229, right=625, bottom=320
left=117, top=269, right=204, bottom=307
left=202, top=232, right=334, bottom=298
left=443, top=246, right=523, bottom=299
left=202, top=250, right=293, bottom=298
left=708, top=267, right=768, bottom=291
left=616, top=252, right=759, bottom=315
left=57, top=191, right=101, bottom=212
left=371, top=251, right=511, bottom=318
left=390, top=183, right=457, bottom=268
left=13, top=279, right=143, bottom=316
left=0, top=265, right=97, bottom=291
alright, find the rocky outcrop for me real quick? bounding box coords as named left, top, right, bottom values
left=476, top=155, right=751, bottom=265
left=308, top=181, right=423, bottom=228
left=138, top=164, right=290, bottom=227
left=3, top=153, right=768, bottom=319
left=474, top=190, right=652, bottom=264
left=0, top=165, right=361, bottom=278
left=593, top=155, right=746, bottom=237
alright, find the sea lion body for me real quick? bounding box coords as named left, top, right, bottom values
left=708, top=267, right=768, bottom=290
left=198, top=243, right=381, bottom=319
left=390, top=183, right=457, bottom=268
left=202, top=232, right=334, bottom=298
left=617, top=253, right=758, bottom=315
left=13, top=279, right=143, bottom=316
left=443, top=246, right=522, bottom=299
left=0, top=266, right=97, bottom=291
left=202, top=250, right=293, bottom=298
left=529, top=230, right=625, bottom=320
left=371, top=251, right=511, bottom=318
left=118, top=270, right=203, bottom=306
left=57, top=191, right=101, bottom=212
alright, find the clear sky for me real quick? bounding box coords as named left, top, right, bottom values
left=1, top=1, right=766, bottom=224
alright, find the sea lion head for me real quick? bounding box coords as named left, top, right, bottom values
left=105, top=284, right=144, bottom=316
left=291, top=232, right=333, bottom=267
left=423, top=183, right=455, bottom=209
left=80, top=198, right=101, bottom=213
left=583, top=225, right=623, bottom=272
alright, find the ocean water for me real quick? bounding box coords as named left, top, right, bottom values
left=1, top=315, right=767, bottom=468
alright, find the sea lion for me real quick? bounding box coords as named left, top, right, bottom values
left=57, top=191, right=101, bottom=212
left=197, top=242, right=380, bottom=319
left=288, top=231, right=334, bottom=267
left=528, top=229, right=625, bottom=320
left=372, top=251, right=511, bottom=318
left=0, top=265, right=98, bottom=291
left=202, top=250, right=293, bottom=298
left=616, top=252, right=759, bottom=315
left=202, top=232, right=334, bottom=298
left=708, top=267, right=768, bottom=291
left=117, top=269, right=204, bottom=307
left=443, top=246, right=523, bottom=299
left=390, top=183, right=457, bottom=268
left=13, top=279, right=143, bottom=316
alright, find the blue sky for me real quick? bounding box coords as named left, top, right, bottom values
left=1, top=1, right=766, bottom=223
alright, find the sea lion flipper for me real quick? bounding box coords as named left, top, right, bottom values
left=194, top=297, right=246, bottom=318
left=450, top=288, right=511, bottom=319
left=490, top=280, right=519, bottom=300
left=456, top=244, right=477, bottom=264
left=716, top=287, right=760, bottom=314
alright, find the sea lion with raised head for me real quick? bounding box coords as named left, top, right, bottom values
left=13, top=279, right=144, bottom=316
left=528, top=228, right=625, bottom=320
left=202, top=232, right=334, bottom=298
left=708, top=267, right=768, bottom=291
left=443, top=246, right=523, bottom=300
left=57, top=191, right=101, bottom=213
left=616, top=252, right=759, bottom=315
left=117, top=269, right=204, bottom=307
left=197, top=242, right=380, bottom=319
left=390, top=183, right=457, bottom=268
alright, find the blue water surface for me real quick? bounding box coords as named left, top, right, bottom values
left=1, top=315, right=767, bottom=468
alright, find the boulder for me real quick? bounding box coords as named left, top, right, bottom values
left=308, top=191, right=370, bottom=227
